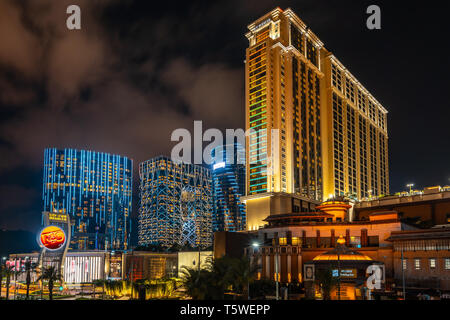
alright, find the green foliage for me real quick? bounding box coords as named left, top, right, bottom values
left=3, top=265, right=15, bottom=300
left=250, top=279, right=276, bottom=298
left=180, top=256, right=257, bottom=300
left=315, top=268, right=338, bottom=300
left=37, top=266, right=62, bottom=301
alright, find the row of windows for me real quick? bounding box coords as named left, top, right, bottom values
left=331, top=63, right=386, bottom=131
left=403, top=258, right=450, bottom=270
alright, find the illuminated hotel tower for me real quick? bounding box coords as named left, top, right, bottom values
left=43, top=148, right=132, bottom=250
left=211, top=143, right=246, bottom=232
left=243, top=8, right=389, bottom=230
left=138, top=156, right=213, bottom=249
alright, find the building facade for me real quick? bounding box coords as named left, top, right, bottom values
left=355, top=185, right=450, bottom=226
left=138, top=156, right=213, bottom=249
left=246, top=210, right=409, bottom=285
left=8, top=251, right=124, bottom=284
left=212, top=143, right=246, bottom=232
left=243, top=8, right=389, bottom=230
left=42, top=148, right=132, bottom=250
left=388, top=227, right=450, bottom=291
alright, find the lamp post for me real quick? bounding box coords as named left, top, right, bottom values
left=406, top=183, right=414, bottom=195
left=336, top=236, right=346, bottom=300
left=249, top=242, right=259, bottom=300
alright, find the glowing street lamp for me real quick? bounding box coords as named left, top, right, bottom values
left=249, top=242, right=260, bottom=300
left=406, top=183, right=414, bottom=194
left=336, top=235, right=346, bottom=300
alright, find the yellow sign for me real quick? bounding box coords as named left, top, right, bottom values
left=48, top=213, right=68, bottom=222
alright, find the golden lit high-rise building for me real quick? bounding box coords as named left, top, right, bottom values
left=243, top=8, right=389, bottom=230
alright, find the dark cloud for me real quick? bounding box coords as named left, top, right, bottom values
left=0, top=0, right=449, bottom=234
left=0, top=0, right=248, bottom=231
left=162, top=58, right=244, bottom=129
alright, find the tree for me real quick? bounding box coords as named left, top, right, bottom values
left=227, top=256, right=258, bottom=298
left=104, top=279, right=125, bottom=299
left=24, top=261, right=35, bottom=300
left=250, top=279, right=276, bottom=298
left=92, top=279, right=106, bottom=299
left=4, top=265, right=14, bottom=300
left=37, top=266, right=62, bottom=300
left=315, top=268, right=338, bottom=300
left=180, top=256, right=258, bottom=300
left=13, top=267, right=24, bottom=299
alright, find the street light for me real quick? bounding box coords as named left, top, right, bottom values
left=406, top=183, right=414, bottom=194
left=336, top=236, right=346, bottom=300
left=248, top=242, right=259, bottom=300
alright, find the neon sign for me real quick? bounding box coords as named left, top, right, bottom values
left=39, top=226, right=66, bottom=250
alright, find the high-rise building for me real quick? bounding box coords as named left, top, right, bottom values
left=211, top=143, right=246, bottom=232
left=243, top=8, right=389, bottom=230
left=43, top=148, right=132, bottom=250
left=138, top=156, right=213, bottom=249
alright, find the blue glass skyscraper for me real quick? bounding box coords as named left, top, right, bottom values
left=43, top=148, right=132, bottom=250
left=212, top=143, right=246, bottom=232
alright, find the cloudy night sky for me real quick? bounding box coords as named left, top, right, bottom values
left=0, top=0, right=448, bottom=237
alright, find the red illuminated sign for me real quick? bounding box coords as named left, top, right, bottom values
left=39, top=226, right=66, bottom=250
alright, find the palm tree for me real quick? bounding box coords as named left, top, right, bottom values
left=37, top=266, right=62, bottom=300
left=180, top=256, right=256, bottom=300
left=180, top=267, right=207, bottom=299
left=315, top=268, right=338, bottom=300
left=13, top=267, right=24, bottom=299
left=4, top=265, right=14, bottom=300
left=228, top=257, right=258, bottom=299
left=25, top=261, right=36, bottom=300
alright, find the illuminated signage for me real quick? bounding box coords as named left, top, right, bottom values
left=48, top=213, right=68, bottom=223
left=39, top=226, right=66, bottom=250
left=254, top=18, right=271, bottom=31
left=332, top=268, right=357, bottom=278
left=213, top=162, right=226, bottom=170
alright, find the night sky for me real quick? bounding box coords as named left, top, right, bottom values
left=0, top=0, right=449, bottom=236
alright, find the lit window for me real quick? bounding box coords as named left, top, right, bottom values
left=445, top=259, right=450, bottom=270
left=402, top=259, right=407, bottom=270
left=430, top=258, right=436, bottom=269
left=414, top=259, right=421, bottom=270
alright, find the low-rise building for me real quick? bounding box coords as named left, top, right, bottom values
left=7, top=250, right=123, bottom=284
left=355, top=186, right=450, bottom=226
left=387, top=226, right=450, bottom=291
